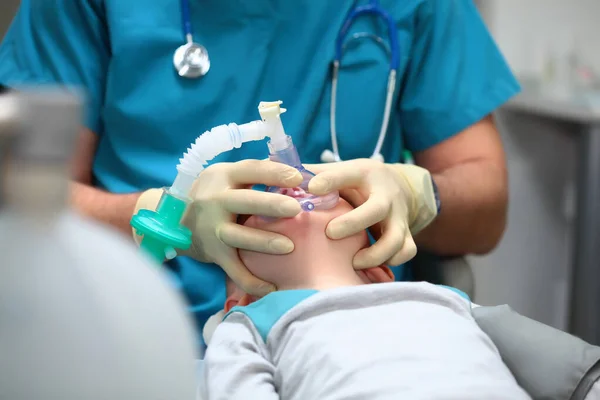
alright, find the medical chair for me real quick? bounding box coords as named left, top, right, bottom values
left=394, top=253, right=600, bottom=399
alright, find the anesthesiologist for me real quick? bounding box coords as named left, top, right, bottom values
left=0, top=0, right=519, bottom=335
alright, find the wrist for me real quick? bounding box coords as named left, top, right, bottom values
left=70, top=182, right=142, bottom=235
left=132, top=188, right=165, bottom=245
left=389, top=163, right=439, bottom=234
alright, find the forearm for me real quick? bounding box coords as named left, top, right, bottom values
left=414, top=160, right=508, bottom=256
left=70, top=181, right=141, bottom=236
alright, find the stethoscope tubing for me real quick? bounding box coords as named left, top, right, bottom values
left=325, top=0, right=400, bottom=163
left=334, top=0, right=400, bottom=70
left=181, top=0, right=193, bottom=41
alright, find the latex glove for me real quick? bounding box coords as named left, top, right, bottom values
left=304, top=159, right=438, bottom=269
left=356, top=265, right=395, bottom=284
left=133, top=160, right=304, bottom=296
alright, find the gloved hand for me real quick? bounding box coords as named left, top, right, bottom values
left=304, top=159, right=438, bottom=269
left=133, top=159, right=304, bottom=296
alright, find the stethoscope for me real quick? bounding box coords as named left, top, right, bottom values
left=320, top=0, right=400, bottom=163
left=173, top=0, right=211, bottom=78
left=173, top=0, right=399, bottom=162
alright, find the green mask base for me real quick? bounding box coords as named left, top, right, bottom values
left=130, top=191, right=192, bottom=265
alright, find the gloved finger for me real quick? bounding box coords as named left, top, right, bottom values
left=364, top=266, right=395, bottom=283
left=218, top=252, right=276, bottom=297
left=307, top=167, right=365, bottom=195
left=302, top=163, right=338, bottom=175
left=229, top=159, right=303, bottom=187
left=326, top=195, right=390, bottom=239
left=338, top=188, right=367, bottom=209
left=387, top=233, right=418, bottom=266
left=367, top=220, right=384, bottom=241
left=356, top=269, right=370, bottom=284
left=353, top=220, right=407, bottom=269
left=219, top=189, right=302, bottom=218
left=217, top=222, right=295, bottom=254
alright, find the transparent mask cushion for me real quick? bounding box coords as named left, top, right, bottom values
left=265, top=167, right=339, bottom=212
left=250, top=139, right=339, bottom=221
left=262, top=141, right=340, bottom=220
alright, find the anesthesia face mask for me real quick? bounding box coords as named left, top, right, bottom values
left=260, top=135, right=339, bottom=219
left=265, top=166, right=339, bottom=212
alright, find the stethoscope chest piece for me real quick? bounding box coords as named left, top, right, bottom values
left=173, top=42, right=210, bottom=79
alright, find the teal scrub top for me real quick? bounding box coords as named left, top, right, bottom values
left=0, top=0, right=520, bottom=338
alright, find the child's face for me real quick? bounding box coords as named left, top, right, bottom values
left=237, top=198, right=362, bottom=245
left=238, top=198, right=371, bottom=286
left=225, top=198, right=394, bottom=313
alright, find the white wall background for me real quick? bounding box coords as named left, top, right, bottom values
left=470, top=0, right=599, bottom=330
left=478, top=0, right=600, bottom=77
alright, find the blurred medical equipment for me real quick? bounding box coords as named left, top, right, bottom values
left=131, top=100, right=339, bottom=264
left=173, top=0, right=210, bottom=78
left=0, top=90, right=198, bottom=400
left=321, top=0, right=399, bottom=164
